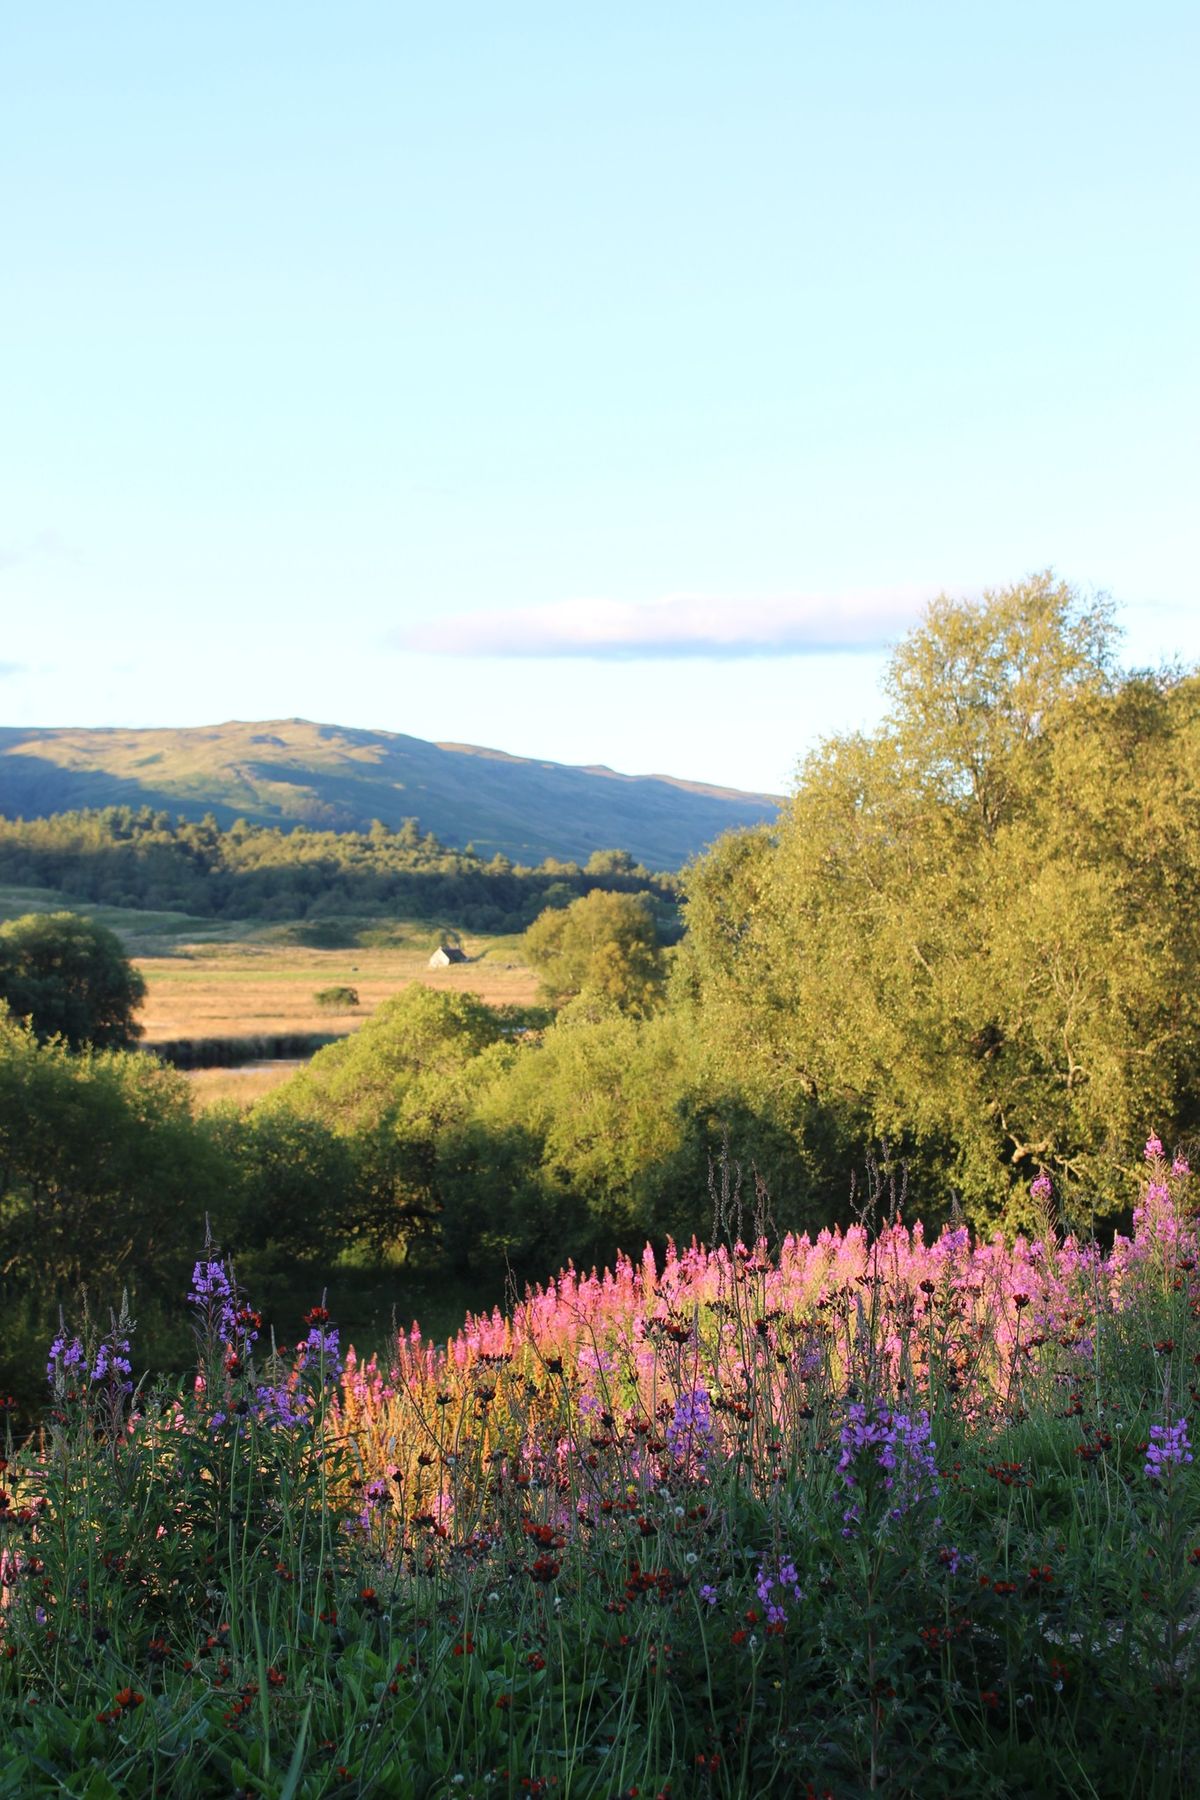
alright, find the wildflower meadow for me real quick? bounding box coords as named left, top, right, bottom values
left=3, top=1142, right=1200, bottom=1797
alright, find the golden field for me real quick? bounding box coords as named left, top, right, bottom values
left=135, top=934, right=539, bottom=1045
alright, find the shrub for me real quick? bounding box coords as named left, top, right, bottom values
left=313, top=984, right=359, bottom=1011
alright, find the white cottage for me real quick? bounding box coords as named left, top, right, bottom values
left=428, top=944, right=468, bottom=969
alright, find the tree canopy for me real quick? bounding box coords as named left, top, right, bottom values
left=0, top=910, right=146, bottom=1050
left=523, top=889, right=667, bottom=1015
left=683, top=575, right=1200, bottom=1225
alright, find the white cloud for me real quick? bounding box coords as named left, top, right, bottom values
left=398, top=587, right=943, bottom=660
left=0, top=529, right=78, bottom=575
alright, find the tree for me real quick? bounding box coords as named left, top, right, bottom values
left=0, top=1007, right=228, bottom=1293
left=204, top=1104, right=360, bottom=1263
left=263, top=986, right=510, bottom=1250
left=880, top=572, right=1117, bottom=836
left=683, top=577, right=1200, bottom=1225
left=274, top=984, right=505, bottom=1133
left=313, top=985, right=359, bottom=1011
left=523, top=889, right=666, bottom=1015
left=0, top=911, right=146, bottom=1050
left=584, top=848, right=638, bottom=877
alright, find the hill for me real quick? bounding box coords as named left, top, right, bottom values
left=0, top=719, right=780, bottom=869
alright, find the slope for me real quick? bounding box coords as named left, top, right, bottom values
left=0, top=720, right=780, bottom=869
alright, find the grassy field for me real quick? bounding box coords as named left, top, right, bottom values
left=1, top=881, right=539, bottom=1081
left=0, top=882, right=228, bottom=951
left=183, top=1059, right=310, bottom=1109
left=135, top=932, right=538, bottom=1045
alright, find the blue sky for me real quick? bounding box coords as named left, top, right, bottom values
left=2, top=2, right=1196, bottom=795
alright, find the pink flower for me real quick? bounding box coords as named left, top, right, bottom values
left=1145, top=1135, right=1164, bottom=1161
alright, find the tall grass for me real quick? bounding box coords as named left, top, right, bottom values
left=2, top=1144, right=1198, bottom=1796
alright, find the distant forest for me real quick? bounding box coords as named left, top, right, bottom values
left=0, top=808, right=680, bottom=935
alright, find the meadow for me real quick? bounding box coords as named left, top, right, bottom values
left=2, top=878, right=538, bottom=1107
left=135, top=933, right=537, bottom=1052
left=2, top=1142, right=1198, bottom=1797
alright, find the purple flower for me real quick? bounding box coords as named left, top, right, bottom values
left=1030, top=1171, right=1053, bottom=1203
left=666, top=1387, right=713, bottom=1464
left=1173, top=1156, right=1191, bottom=1179
left=189, top=1258, right=232, bottom=1304
left=189, top=1257, right=237, bottom=1341
left=698, top=1583, right=719, bottom=1606
left=755, top=1556, right=805, bottom=1626
left=91, top=1335, right=133, bottom=1392
left=46, top=1333, right=85, bottom=1387
left=1145, top=1134, right=1164, bottom=1162
left=255, top=1384, right=310, bottom=1428
left=1145, top=1418, right=1193, bottom=1481
left=837, top=1401, right=939, bottom=1529
left=300, top=1323, right=342, bottom=1380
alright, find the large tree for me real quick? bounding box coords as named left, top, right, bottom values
left=523, top=889, right=666, bottom=1015
left=0, top=1007, right=226, bottom=1295
left=684, top=575, right=1200, bottom=1225
left=0, top=910, right=146, bottom=1050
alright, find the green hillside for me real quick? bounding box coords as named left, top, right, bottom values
left=0, top=719, right=780, bottom=869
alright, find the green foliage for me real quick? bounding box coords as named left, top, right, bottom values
left=203, top=1105, right=360, bottom=1264
left=0, top=806, right=680, bottom=935
left=264, top=987, right=513, bottom=1252
left=275, top=986, right=506, bottom=1133
left=0, top=909, right=146, bottom=1049
left=433, top=1000, right=845, bottom=1279
left=0, top=1011, right=230, bottom=1400
left=683, top=575, right=1200, bottom=1226
left=523, top=888, right=666, bottom=1014
left=313, top=984, right=359, bottom=1011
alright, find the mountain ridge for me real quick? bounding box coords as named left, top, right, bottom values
left=0, top=718, right=782, bottom=869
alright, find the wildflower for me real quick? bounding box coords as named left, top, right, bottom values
left=986, top=1460, right=1032, bottom=1488
left=1146, top=1135, right=1164, bottom=1161
left=298, top=1318, right=343, bottom=1381
left=46, top=1332, right=84, bottom=1389
left=255, top=1383, right=309, bottom=1429
left=665, top=1387, right=713, bottom=1465
left=1030, top=1171, right=1053, bottom=1203
left=90, top=1332, right=133, bottom=1392
left=1145, top=1418, right=1193, bottom=1480
left=189, top=1258, right=237, bottom=1340
left=1173, top=1155, right=1191, bottom=1178
left=754, top=1557, right=804, bottom=1626
left=837, top=1401, right=938, bottom=1526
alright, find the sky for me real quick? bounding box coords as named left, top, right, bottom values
left=2, top=2, right=1197, bottom=796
